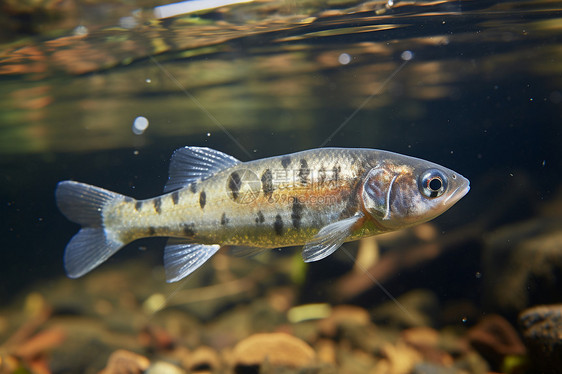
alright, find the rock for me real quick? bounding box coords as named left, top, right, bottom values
left=336, top=344, right=377, bottom=373
left=339, top=323, right=384, bottom=354
left=402, top=327, right=439, bottom=347
left=467, top=314, right=526, bottom=370
left=318, top=305, right=370, bottom=337
left=144, top=309, right=203, bottom=349
left=519, top=304, right=562, bottom=374
left=483, top=219, right=562, bottom=314
left=232, top=332, right=315, bottom=371
left=139, top=324, right=175, bottom=351
left=412, top=362, right=463, bottom=374
left=316, top=304, right=387, bottom=354
left=315, top=339, right=337, bottom=365
left=166, top=347, right=191, bottom=371
left=145, top=361, right=186, bottom=374
left=99, top=349, right=150, bottom=374
left=372, top=341, right=423, bottom=374
left=186, top=346, right=221, bottom=373
left=402, top=327, right=453, bottom=366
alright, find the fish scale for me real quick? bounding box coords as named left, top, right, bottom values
left=112, top=148, right=368, bottom=246
left=56, top=146, right=470, bottom=282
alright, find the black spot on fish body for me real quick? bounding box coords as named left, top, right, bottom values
left=182, top=223, right=196, bottom=237
left=298, top=159, right=310, bottom=185
left=261, top=169, right=274, bottom=198
left=274, top=214, right=284, bottom=236
left=318, top=166, right=327, bottom=186
left=329, top=165, right=341, bottom=189
left=256, top=211, right=265, bottom=224
left=199, top=191, right=206, bottom=209
left=333, top=165, right=341, bottom=181
left=281, top=156, right=291, bottom=169
left=221, top=213, right=229, bottom=225
left=171, top=191, right=180, bottom=205
left=190, top=183, right=197, bottom=193
left=135, top=201, right=143, bottom=212
left=228, top=172, right=241, bottom=200
left=153, top=197, right=162, bottom=214
left=148, top=226, right=156, bottom=235
left=291, top=197, right=304, bottom=229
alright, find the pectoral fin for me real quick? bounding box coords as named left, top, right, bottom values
left=302, top=213, right=364, bottom=262
left=163, top=239, right=220, bottom=282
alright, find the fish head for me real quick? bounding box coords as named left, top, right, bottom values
left=361, top=154, right=470, bottom=230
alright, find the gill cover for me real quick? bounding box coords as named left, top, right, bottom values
left=361, top=167, right=398, bottom=221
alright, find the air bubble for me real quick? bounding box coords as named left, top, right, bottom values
left=401, top=50, right=413, bottom=61
left=132, top=116, right=149, bottom=135
left=338, top=53, right=351, bottom=65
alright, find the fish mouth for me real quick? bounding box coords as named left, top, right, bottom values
left=444, top=178, right=470, bottom=205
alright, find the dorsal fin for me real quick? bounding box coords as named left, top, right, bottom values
left=164, top=146, right=241, bottom=193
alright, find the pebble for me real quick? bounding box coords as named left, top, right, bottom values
left=318, top=304, right=370, bottom=337
left=315, top=339, right=337, bottom=365
left=187, top=346, right=221, bottom=372
left=519, top=304, right=562, bottom=374
left=373, top=341, right=423, bottom=374
left=99, top=349, right=150, bottom=374
left=402, top=327, right=453, bottom=366
left=402, top=327, right=439, bottom=347
left=232, top=332, right=316, bottom=369
left=145, top=361, right=186, bottom=374
left=412, top=362, right=462, bottom=374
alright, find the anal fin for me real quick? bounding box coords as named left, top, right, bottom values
left=302, top=213, right=364, bottom=262
left=164, top=239, right=220, bottom=282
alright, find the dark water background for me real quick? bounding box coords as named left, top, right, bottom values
left=0, top=0, right=561, bottom=372
left=1, top=0, right=560, bottom=307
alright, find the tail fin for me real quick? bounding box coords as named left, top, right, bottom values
left=55, top=181, right=126, bottom=278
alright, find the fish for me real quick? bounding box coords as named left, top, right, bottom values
left=55, top=146, right=470, bottom=283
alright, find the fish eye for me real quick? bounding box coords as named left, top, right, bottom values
left=419, top=169, right=448, bottom=198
